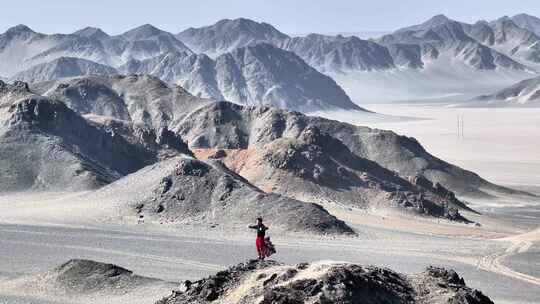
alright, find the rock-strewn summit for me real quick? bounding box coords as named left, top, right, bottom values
left=157, top=260, right=494, bottom=304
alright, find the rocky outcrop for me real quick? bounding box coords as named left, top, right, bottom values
left=157, top=260, right=494, bottom=304
left=0, top=259, right=175, bottom=304
left=37, top=259, right=163, bottom=294
left=0, top=80, right=34, bottom=104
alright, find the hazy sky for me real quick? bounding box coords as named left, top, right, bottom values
left=2, top=0, right=540, bottom=35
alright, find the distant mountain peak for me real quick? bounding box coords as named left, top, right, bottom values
left=511, top=13, right=540, bottom=36
left=429, top=14, right=451, bottom=22
left=474, top=20, right=489, bottom=26
left=421, top=14, right=457, bottom=27
left=120, top=24, right=168, bottom=40
left=216, top=17, right=268, bottom=27
left=394, top=14, right=456, bottom=33
left=73, top=27, right=109, bottom=39
left=513, top=13, right=537, bottom=18
left=5, top=24, right=36, bottom=35
left=209, top=17, right=288, bottom=38
left=176, top=18, right=289, bottom=57
left=490, top=17, right=523, bottom=31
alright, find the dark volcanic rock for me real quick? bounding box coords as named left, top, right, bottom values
left=157, top=260, right=494, bottom=304
left=52, top=259, right=137, bottom=292
left=412, top=266, right=494, bottom=304
left=4, top=259, right=174, bottom=298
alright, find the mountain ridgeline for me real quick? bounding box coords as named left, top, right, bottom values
left=2, top=14, right=540, bottom=108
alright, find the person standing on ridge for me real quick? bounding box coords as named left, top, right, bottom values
left=248, top=217, right=269, bottom=260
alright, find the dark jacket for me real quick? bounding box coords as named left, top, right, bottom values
left=249, top=223, right=268, bottom=237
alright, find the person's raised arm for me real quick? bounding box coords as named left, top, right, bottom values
left=248, top=224, right=257, bottom=229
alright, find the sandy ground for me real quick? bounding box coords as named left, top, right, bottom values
left=0, top=105, right=540, bottom=303
left=0, top=190, right=538, bottom=304
left=0, top=218, right=535, bottom=304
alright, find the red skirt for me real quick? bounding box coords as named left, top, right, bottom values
left=256, top=236, right=265, bottom=254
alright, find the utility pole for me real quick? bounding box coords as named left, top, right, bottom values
left=457, top=115, right=460, bottom=138
left=462, top=114, right=464, bottom=139
left=457, top=114, right=464, bottom=140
